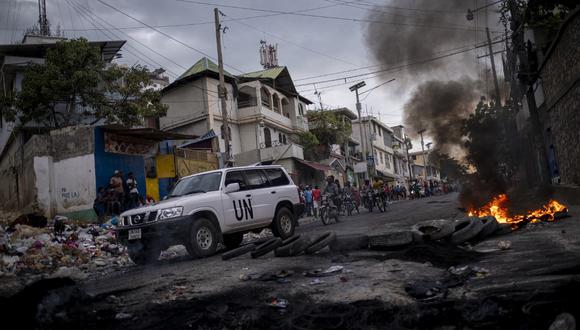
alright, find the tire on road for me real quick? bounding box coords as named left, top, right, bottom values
left=185, top=217, right=220, bottom=258
left=221, top=243, right=256, bottom=260
left=250, top=237, right=283, bottom=258
left=450, top=217, right=484, bottom=244
left=223, top=232, right=244, bottom=250
left=411, top=219, right=455, bottom=242
left=368, top=230, right=413, bottom=249
left=271, top=207, right=295, bottom=239
left=275, top=236, right=313, bottom=257
left=329, top=234, right=369, bottom=251
left=477, top=216, right=499, bottom=239
left=127, top=240, right=161, bottom=265
left=305, top=231, right=337, bottom=254
left=281, top=235, right=301, bottom=246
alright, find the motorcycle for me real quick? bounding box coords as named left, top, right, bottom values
left=343, top=193, right=357, bottom=216
left=319, top=193, right=339, bottom=225
left=364, top=189, right=374, bottom=212
left=373, top=189, right=385, bottom=213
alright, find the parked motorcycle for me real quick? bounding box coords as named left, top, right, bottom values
left=319, top=193, right=339, bottom=225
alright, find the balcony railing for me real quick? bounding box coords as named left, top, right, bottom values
left=238, top=97, right=258, bottom=109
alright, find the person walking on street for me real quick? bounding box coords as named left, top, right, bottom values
left=304, top=186, right=313, bottom=217
left=312, top=185, right=321, bottom=218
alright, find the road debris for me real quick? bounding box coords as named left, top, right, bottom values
left=497, top=240, right=512, bottom=250
left=267, top=298, right=288, bottom=309
left=304, top=265, right=344, bottom=277
left=0, top=220, right=130, bottom=278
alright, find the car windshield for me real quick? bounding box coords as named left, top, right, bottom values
left=168, top=172, right=222, bottom=198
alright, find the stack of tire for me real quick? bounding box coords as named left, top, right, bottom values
left=221, top=231, right=337, bottom=260
left=366, top=216, right=505, bottom=249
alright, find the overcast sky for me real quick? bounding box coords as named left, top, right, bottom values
left=0, top=0, right=502, bottom=144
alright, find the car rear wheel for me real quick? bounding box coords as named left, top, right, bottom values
left=272, top=207, right=295, bottom=239
left=186, top=218, right=219, bottom=258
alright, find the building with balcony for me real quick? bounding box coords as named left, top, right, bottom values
left=159, top=57, right=313, bottom=180
left=409, top=151, right=441, bottom=183
left=352, top=116, right=397, bottom=181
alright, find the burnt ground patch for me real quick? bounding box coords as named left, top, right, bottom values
left=7, top=276, right=580, bottom=329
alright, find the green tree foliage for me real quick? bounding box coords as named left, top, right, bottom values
left=4, top=38, right=167, bottom=128
left=297, top=131, right=320, bottom=161
left=303, top=110, right=352, bottom=160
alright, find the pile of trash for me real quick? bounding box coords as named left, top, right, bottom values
left=0, top=217, right=131, bottom=278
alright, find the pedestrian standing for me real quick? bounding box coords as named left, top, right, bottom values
left=304, top=186, right=313, bottom=216
left=312, top=185, right=321, bottom=218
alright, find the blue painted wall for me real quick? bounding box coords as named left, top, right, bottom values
left=158, top=177, right=176, bottom=200
left=93, top=127, right=146, bottom=198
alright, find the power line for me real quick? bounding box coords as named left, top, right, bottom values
left=66, top=0, right=173, bottom=77
left=226, top=15, right=362, bottom=69
left=360, top=78, right=396, bottom=100
left=95, top=0, right=246, bottom=74
left=295, top=37, right=506, bottom=83
left=68, top=0, right=185, bottom=76
left=177, top=0, right=504, bottom=33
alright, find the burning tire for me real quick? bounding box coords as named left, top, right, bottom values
left=305, top=231, right=337, bottom=254
left=368, top=230, right=413, bottom=249
left=450, top=217, right=484, bottom=244
left=329, top=234, right=369, bottom=251
left=221, top=243, right=256, bottom=260
left=250, top=237, right=283, bottom=258
left=275, top=235, right=313, bottom=257
left=411, top=219, right=455, bottom=242
left=477, top=216, right=499, bottom=239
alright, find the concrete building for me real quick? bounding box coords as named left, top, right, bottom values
left=409, top=151, right=441, bottom=183
left=0, top=36, right=126, bottom=165
left=159, top=57, right=313, bottom=182
left=352, top=116, right=397, bottom=182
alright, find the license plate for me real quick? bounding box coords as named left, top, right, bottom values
left=128, top=228, right=142, bottom=240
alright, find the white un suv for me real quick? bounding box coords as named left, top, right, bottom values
left=117, top=165, right=304, bottom=264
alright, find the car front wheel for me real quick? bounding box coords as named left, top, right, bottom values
left=272, top=207, right=295, bottom=239
left=186, top=218, right=219, bottom=258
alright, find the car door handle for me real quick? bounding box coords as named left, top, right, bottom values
left=245, top=194, right=252, bottom=198
left=270, top=191, right=276, bottom=194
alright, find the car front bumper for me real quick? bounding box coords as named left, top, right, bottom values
left=116, top=215, right=192, bottom=245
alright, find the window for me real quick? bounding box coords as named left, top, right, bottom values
left=282, top=134, right=287, bottom=145
left=260, top=87, right=271, bottom=108
left=298, top=103, right=304, bottom=116
left=378, top=127, right=382, bottom=137
left=169, top=172, right=222, bottom=197
left=373, top=123, right=377, bottom=134
left=264, top=127, right=272, bottom=148
left=385, top=153, right=392, bottom=169
left=264, top=169, right=289, bottom=186
left=278, top=132, right=283, bottom=145
left=225, top=171, right=247, bottom=190
left=244, top=170, right=269, bottom=189
left=273, top=94, right=280, bottom=113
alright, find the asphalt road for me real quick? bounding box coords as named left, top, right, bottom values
left=7, top=191, right=580, bottom=329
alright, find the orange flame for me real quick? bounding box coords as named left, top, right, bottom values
left=468, top=194, right=567, bottom=227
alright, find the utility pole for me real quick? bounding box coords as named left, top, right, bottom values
left=349, top=81, right=367, bottom=179
left=214, top=8, right=230, bottom=166
left=486, top=27, right=502, bottom=109
left=418, top=129, right=427, bottom=180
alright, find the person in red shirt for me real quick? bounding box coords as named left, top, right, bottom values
left=312, top=185, right=321, bottom=218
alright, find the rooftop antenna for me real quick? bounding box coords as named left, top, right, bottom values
left=259, top=40, right=278, bottom=69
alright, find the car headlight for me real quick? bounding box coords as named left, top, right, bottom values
left=158, top=207, right=183, bottom=220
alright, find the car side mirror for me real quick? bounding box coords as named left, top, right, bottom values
left=225, top=182, right=240, bottom=193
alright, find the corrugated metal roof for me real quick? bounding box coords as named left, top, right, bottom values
left=177, top=57, right=233, bottom=81
left=239, top=66, right=285, bottom=80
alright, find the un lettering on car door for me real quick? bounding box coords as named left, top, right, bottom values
left=233, top=198, right=253, bottom=221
